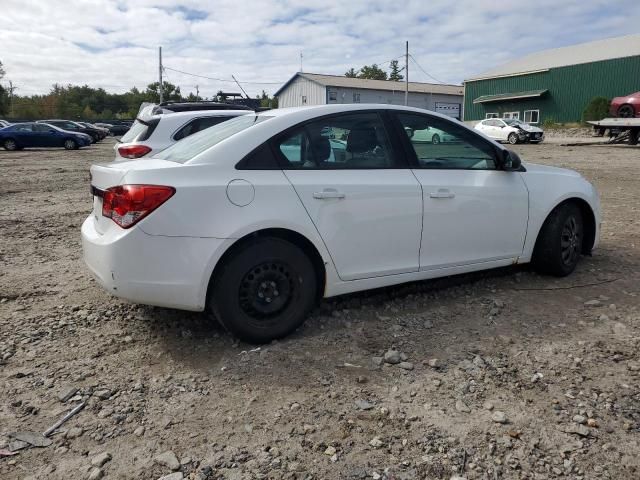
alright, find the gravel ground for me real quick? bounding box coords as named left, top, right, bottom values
left=1, top=138, right=639, bottom=480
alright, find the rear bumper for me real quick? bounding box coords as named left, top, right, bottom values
left=81, top=217, right=229, bottom=311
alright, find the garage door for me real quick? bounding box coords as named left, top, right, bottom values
left=435, top=102, right=461, bottom=120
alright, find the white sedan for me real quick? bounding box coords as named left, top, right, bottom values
left=82, top=104, right=600, bottom=343
left=475, top=118, right=545, bottom=144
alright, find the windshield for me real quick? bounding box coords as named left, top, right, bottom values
left=155, top=114, right=272, bottom=163
left=504, top=119, right=524, bottom=126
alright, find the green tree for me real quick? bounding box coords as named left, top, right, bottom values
left=388, top=60, right=404, bottom=81
left=358, top=64, right=387, bottom=80
left=345, top=68, right=358, bottom=78
left=256, top=90, right=278, bottom=108
left=582, top=96, right=610, bottom=122
left=216, top=90, right=228, bottom=102
left=145, top=81, right=182, bottom=103
left=0, top=60, right=8, bottom=115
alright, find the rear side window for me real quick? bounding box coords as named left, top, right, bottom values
left=275, top=112, right=397, bottom=169
left=236, top=143, right=279, bottom=169
left=173, top=116, right=231, bottom=141
left=120, top=118, right=160, bottom=142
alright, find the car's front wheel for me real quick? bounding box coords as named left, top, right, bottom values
left=431, top=134, right=440, bottom=145
left=64, top=139, right=78, bottom=150
left=617, top=104, right=635, bottom=118
left=209, top=237, right=318, bottom=343
left=507, top=132, right=519, bottom=145
left=532, top=203, right=584, bottom=276
left=3, top=139, right=17, bottom=151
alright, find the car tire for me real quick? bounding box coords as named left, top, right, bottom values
left=617, top=104, right=635, bottom=118
left=209, top=237, right=318, bottom=343
left=64, top=139, right=78, bottom=150
left=3, top=139, right=17, bottom=151
left=431, top=134, right=440, bottom=145
left=508, top=132, right=519, bottom=145
left=532, top=203, right=584, bottom=277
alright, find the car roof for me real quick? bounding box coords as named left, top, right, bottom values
left=146, top=109, right=252, bottom=123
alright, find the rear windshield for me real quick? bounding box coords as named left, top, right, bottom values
left=155, top=114, right=272, bottom=163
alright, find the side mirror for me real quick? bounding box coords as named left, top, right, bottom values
left=502, top=150, right=522, bottom=171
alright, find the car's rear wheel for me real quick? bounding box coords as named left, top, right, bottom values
left=431, top=134, right=440, bottom=145
left=209, top=237, right=317, bottom=343
left=617, top=104, right=635, bottom=118
left=508, top=132, right=519, bottom=145
left=3, top=139, right=17, bottom=151
left=64, top=139, right=78, bottom=150
left=532, top=203, right=584, bottom=277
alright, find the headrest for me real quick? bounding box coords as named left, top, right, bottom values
left=347, top=126, right=377, bottom=153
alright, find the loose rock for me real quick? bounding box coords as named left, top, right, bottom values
left=154, top=450, right=181, bottom=471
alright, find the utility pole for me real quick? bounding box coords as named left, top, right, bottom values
left=405, top=41, right=409, bottom=106
left=195, top=85, right=199, bottom=100
left=158, top=46, right=163, bottom=103
left=300, top=52, right=303, bottom=72
left=8, top=81, right=16, bottom=117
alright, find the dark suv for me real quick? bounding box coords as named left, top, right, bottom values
left=37, top=120, right=105, bottom=143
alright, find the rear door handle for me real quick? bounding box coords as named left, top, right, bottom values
left=430, top=189, right=455, bottom=199
left=313, top=189, right=346, bottom=200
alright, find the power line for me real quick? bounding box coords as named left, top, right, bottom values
left=163, top=66, right=283, bottom=85
left=408, top=54, right=448, bottom=85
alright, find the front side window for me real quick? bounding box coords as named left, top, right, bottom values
left=524, top=110, right=540, bottom=124
left=275, top=112, right=396, bottom=169
left=396, top=113, right=497, bottom=170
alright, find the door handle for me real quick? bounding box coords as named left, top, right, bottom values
left=313, top=189, right=346, bottom=200
left=430, top=189, right=455, bottom=199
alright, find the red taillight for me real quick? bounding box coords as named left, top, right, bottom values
left=102, top=185, right=175, bottom=229
left=118, top=144, right=152, bottom=159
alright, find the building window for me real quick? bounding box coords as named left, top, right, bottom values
left=524, top=110, right=540, bottom=124
left=485, top=113, right=499, bottom=119
left=301, top=95, right=307, bottom=105
left=328, top=90, right=337, bottom=101
left=503, top=112, right=520, bottom=120
left=353, top=93, right=361, bottom=103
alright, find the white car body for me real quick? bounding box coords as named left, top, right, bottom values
left=475, top=118, right=545, bottom=144
left=114, top=109, right=251, bottom=161
left=82, top=104, right=600, bottom=325
left=411, top=127, right=456, bottom=144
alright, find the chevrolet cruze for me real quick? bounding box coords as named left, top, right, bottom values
left=82, top=104, right=600, bottom=343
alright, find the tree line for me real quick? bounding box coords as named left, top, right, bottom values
left=0, top=60, right=277, bottom=120
left=345, top=60, right=404, bottom=81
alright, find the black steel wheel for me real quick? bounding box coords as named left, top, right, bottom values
left=532, top=203, right=584, bottom=276
left=618, top=104, right=635, bottom=118
left=209, top=237, right=318, bottom=343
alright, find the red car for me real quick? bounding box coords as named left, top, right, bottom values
left=610, top=91, right=640, bottom=118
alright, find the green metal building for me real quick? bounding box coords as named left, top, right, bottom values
left=464, top=34, right=640, bottom=124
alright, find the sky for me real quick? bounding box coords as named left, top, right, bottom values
left=1, top=0, right=639, bottom=99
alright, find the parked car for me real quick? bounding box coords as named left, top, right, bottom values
left=405, top=126, right=456, bottom=144
left=0, top=122, right=92, bottom=150
left=114, top=109, right=251, bottom=160
left=0, top=119, right=12, bottom=128
left=78, top=122, right=109, bottom=138
left=610, top=91, right=640, bottom=118
left=82, top=104, right=600, bottom=343
left=108, top=121, right=133, bottom=137
left=475, top=118, right=544, bottom=144
left=37, top=119, right=105, bottom=143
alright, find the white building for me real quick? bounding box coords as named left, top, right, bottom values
left=275, top=72, right=464, bottom=119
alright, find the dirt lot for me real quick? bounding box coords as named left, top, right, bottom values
left=1, top=138, right=639, bottom=480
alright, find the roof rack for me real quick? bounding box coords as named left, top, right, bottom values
left=156, top=101, right=253, bottom=113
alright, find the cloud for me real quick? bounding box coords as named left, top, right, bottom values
left=1, top=0, right=639, bottom=98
